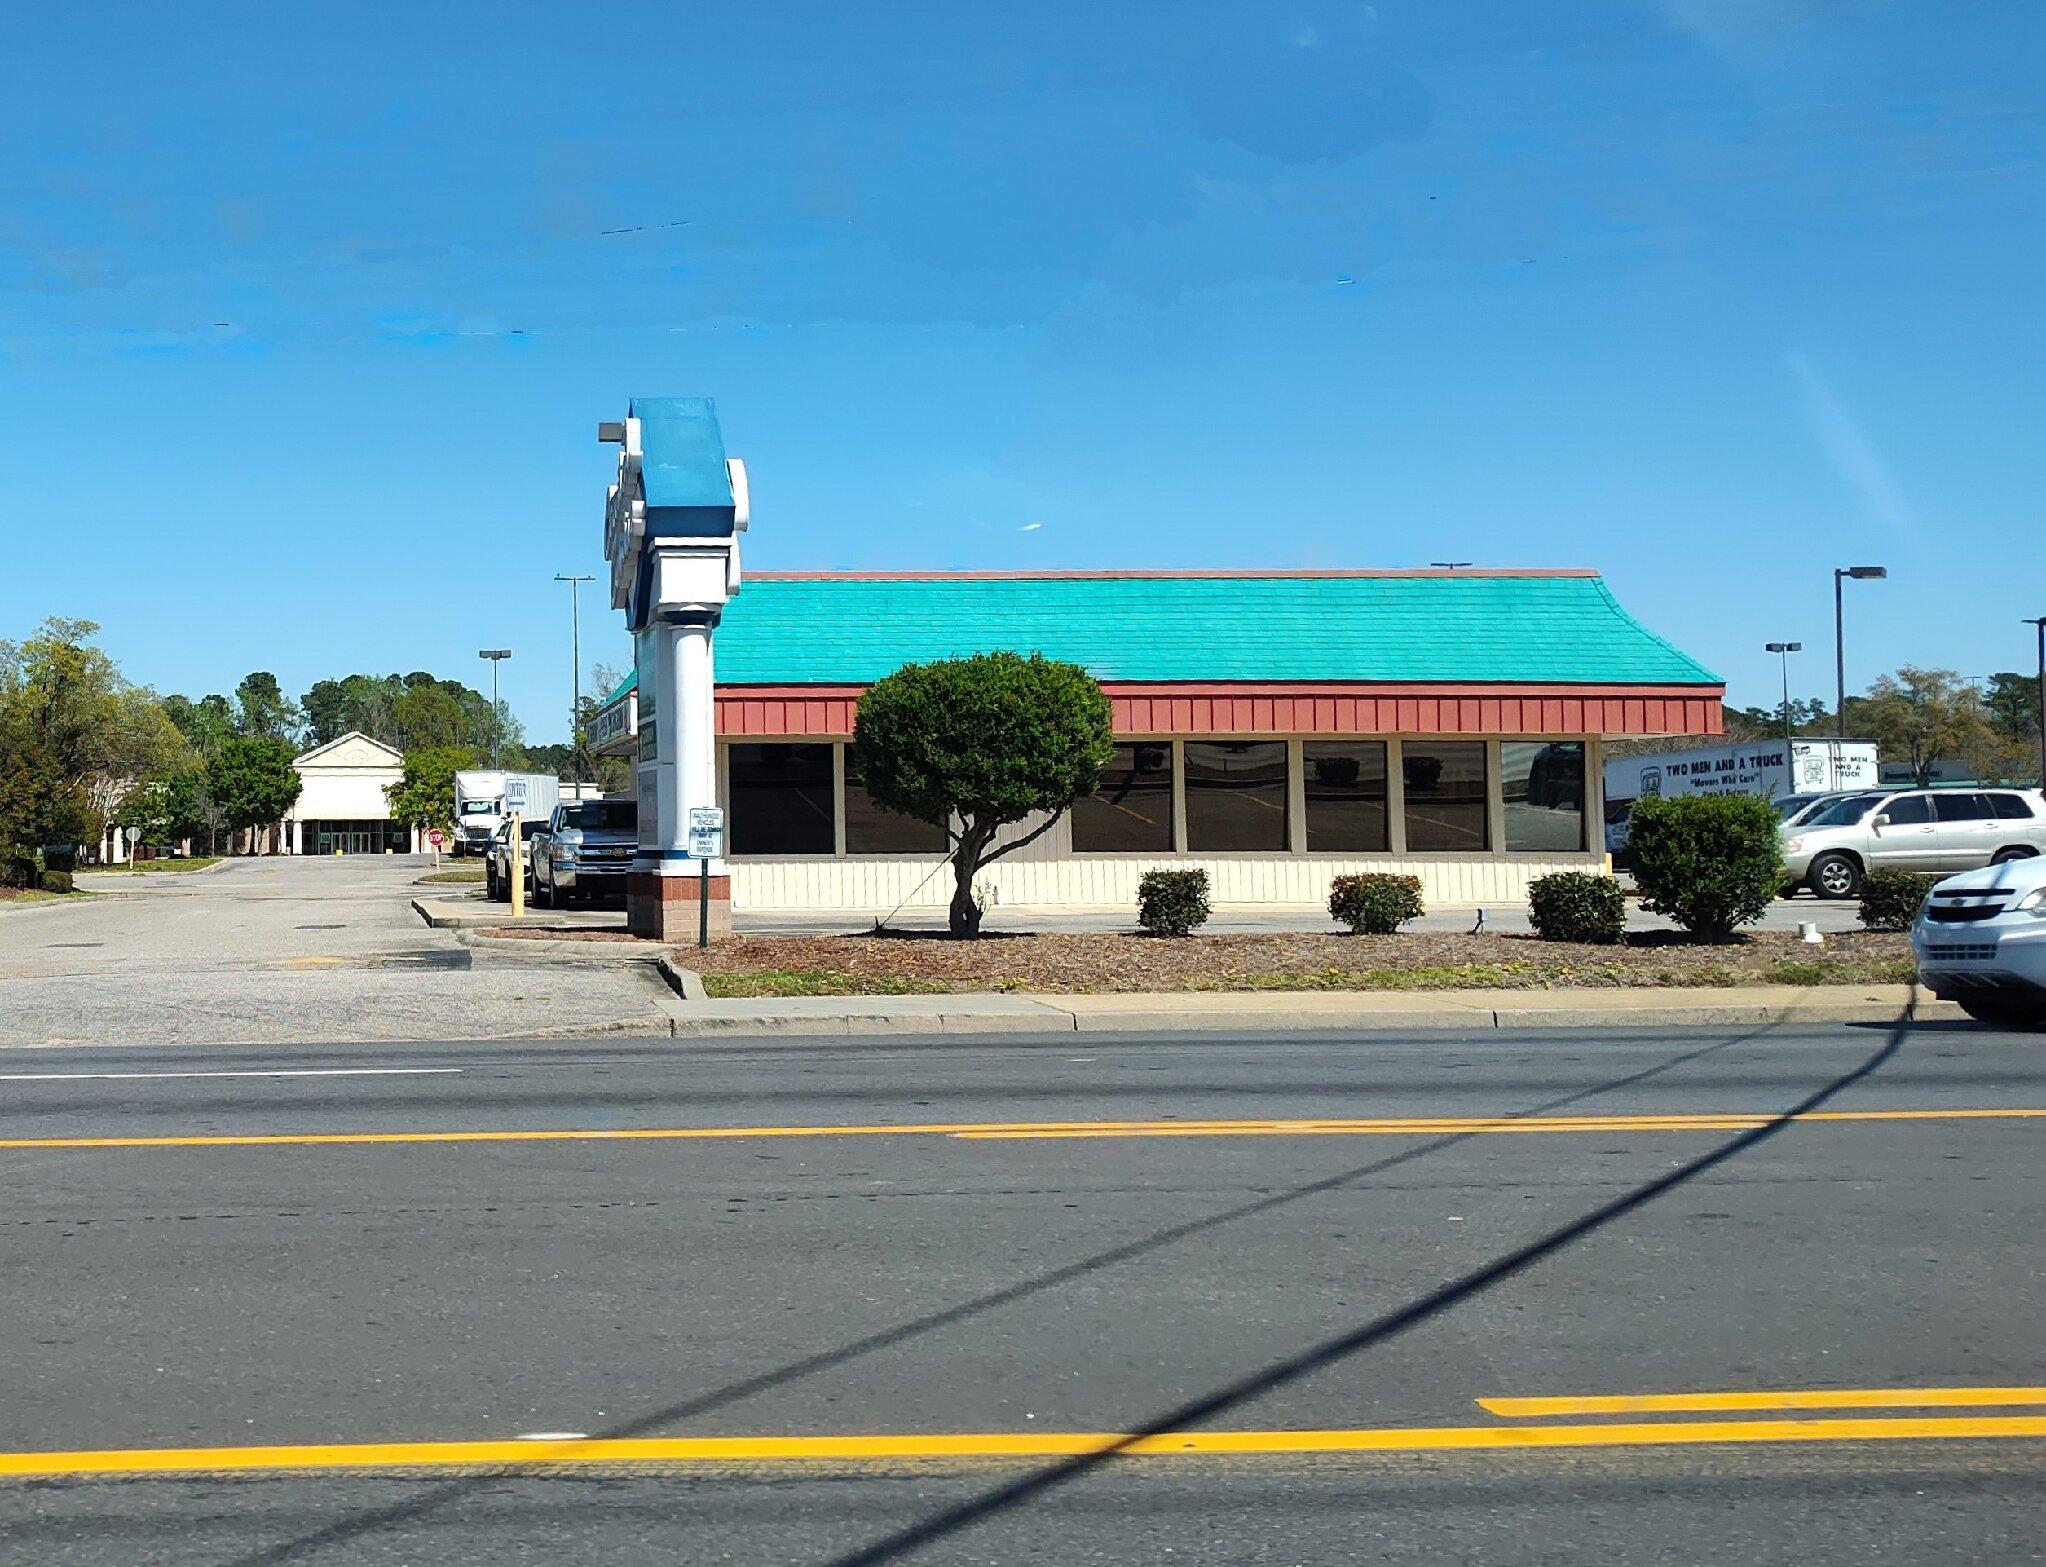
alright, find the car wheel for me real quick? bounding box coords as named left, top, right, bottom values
left=1809, top=852, right=1861, bottom=900
left=1957, top=996, right=2046, bottom=1029
left=485, top=865, right=499, bottom=900
left=1992, top=847, right=2039, bottom=865
left=531, top=869, right=551, bottom=908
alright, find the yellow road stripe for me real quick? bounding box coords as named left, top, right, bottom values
left=956, top=1109, right=2046, bottom=1140
left=5, top=1417, right=2046, bottom=1478
left=1484, top=1387, right=2046, bottom=1417
left=3, top=1107, right=2040, bottom=1152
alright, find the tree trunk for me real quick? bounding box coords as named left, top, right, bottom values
left=948, top=821, right=992, bottom=938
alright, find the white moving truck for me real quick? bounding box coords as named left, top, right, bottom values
left=1605, top=739, right=1878, bottom=809
left=452, top=771, right=561, bottom=856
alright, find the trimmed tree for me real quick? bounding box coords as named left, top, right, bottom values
left=205, top=736, right=303, bottom=853
left=853, top=652, right=1114, bottom=937
left=384, top=746, right=479, bottom=843
left=1626, top=793, right=1785, bottom=938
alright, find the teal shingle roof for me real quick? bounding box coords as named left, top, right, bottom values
left=710, top=573, right=1717, bottom=687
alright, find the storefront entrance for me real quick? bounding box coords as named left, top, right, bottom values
left=301, top=819, right=409, bottom=855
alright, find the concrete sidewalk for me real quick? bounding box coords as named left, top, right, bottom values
left=650, top=981, right=1958, bottom=1037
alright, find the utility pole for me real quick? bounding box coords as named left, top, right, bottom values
left=2027, top=617, right=2046, bottom=789
left=1833, top=565, right=1887, bottom=737
left=1765, top=642, right=1802, bottom=756
left=477, top=649, right=511, bottom=768
left=554, top=575, right=596, bottom=788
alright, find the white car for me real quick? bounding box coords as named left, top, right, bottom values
left=1782, top=787, right=2046, bottom=899
left=1912, top=855, right=2046, bottom=1028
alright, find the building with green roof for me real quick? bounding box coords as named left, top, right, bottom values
left=589, top=565, right=1722, bottom=914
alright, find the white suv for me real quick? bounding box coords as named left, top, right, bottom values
left=1782, top=787, right=2046, bottom=899
left=1912, top=855, right=2046, bottom=1027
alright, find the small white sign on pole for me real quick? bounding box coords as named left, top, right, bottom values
left=687, top=806, right=725, bottom=860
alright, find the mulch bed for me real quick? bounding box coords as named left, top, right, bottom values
left=684, top=929, right=1915, bottom=996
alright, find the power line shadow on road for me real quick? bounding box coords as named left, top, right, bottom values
left=220, top=1008, right=1881, bottom=1567
left=820, top=1009, right=1923, bottom=1567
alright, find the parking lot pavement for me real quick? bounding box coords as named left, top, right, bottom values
left=0, top=856, right=672, bottom=1048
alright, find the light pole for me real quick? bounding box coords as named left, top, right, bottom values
left=1765, top=641, right=1802, bottom=754
left=1833, top=566, right=1887, bottom=737
left=477, top=649, right=511, bottom=768
left=554, top=574, right=596, bottom=787
left=2026, top=617, right=2046, bottom=788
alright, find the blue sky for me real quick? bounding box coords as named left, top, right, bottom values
left=3, top=1, right=2041, bottom=739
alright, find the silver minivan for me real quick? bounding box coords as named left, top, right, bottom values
left=1783, top=787, right=2046, bottom=898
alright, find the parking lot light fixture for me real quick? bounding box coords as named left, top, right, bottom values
left=1833, top=567, right=1887, bottom=738
left=1766, top=642, right=1803, bottom=752
left=2026, top=618, right=2046, bottom=788
left=477, top=650, right=511, bottom=767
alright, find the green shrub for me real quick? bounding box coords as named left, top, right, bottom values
left=38, top=870, right=74, bottom=895
left=1627, top=794, right=1786, bottom=938
left=1859, top=868, right=1938, bottom=932
left=1528, top=871, right=1626, bottom=944
left=1137, top=869, right=1212, bottom=937
left=1329, top=873, right=1424, bottom=935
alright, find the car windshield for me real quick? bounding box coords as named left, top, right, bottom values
left=560, top=801, right=636, bottom=831
left=1802, top=793, right=1886, bottom=829
left=459, top=801, right=495, bottom=815
left=1773, top=796, right=1815, bottom=820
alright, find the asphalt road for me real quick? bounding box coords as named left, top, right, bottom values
left=3, top=1021, right=2043, bottom=1563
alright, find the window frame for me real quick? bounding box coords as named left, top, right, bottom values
left=1180, top=738, right=1293, bottom=855
left=1498, top=738, right=1590, bottom=855
left=1069, top=737, right=1181, bottom=856
left=721, top=740, right=842, bottom=861
left=717, top=733, right=1604, bottom=863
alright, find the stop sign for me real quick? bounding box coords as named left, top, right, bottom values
left=428, top=828, right=444, bottom=847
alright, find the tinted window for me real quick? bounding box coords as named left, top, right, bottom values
left=1071, top=743, right=1174, bottom=852
left=1934, top=793, right=1993, bottom=823
left=1502, top=741, right=1585, bottom=852
left=560, top=801, right=636, bottom=831
left=1304, top=741, right=1389, bottom=852
left=1990, top=793, right=2037, bottom=820
left=1807, top=793, right=1884, bottom=827
left=1882, top=794, right=1932, bottom=825
left=1183, top=741, right=1288, bottom=851
left=728, top=743, right=834, bottom=855
left=1403, top=741, right=1489, bottom=851
left=844, top=752, right=947, bottom=854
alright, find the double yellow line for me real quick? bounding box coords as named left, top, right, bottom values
left=2, top=1106, right=2043, bottom=1152
left=3, top=1387, right=2043, bottom=1479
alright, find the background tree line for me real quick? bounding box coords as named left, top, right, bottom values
left=1723, top=665, right=2042, bottom=786
left=0, top=620, right=618, bottom=878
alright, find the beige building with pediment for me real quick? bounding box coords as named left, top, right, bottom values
left=285, top=732, right=422, bottom=855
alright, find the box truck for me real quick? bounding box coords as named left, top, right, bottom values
left=452, top=771, right=562, bottom=856
left=1604, top=739, right=1878, bottom=809
left=1602, top=739, right=1878, bottom=856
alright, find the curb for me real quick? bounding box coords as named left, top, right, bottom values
left=0, top=893, right=111, bottom=918
left=453, top=929, right=665, bottom=965
left=655, top=956, right=708, bottom=1002
left=655, top=993, right=1963, bottom=1039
